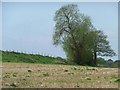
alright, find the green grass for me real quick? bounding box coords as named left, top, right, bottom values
left=115, top=79, right=120, bottom=83
left=1, top=50, right=117, bottom=68
left=1, top=50, right=69, bottom=65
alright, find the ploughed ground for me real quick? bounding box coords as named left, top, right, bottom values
left=2, top=62, right=118, bottom=88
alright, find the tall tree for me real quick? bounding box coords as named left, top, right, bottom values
left=53, top=4, right=93, bottom=65
left=90, top=30, right=116, bottom=66
left=53, top=4, right=116, bottom=66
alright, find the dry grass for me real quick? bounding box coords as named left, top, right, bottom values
left=2, top=62, right=118, bottom=88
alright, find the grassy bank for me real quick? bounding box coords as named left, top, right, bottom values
left=1, top=50, right=118, bottom=68
left=1, top=50, right=67, bottom=65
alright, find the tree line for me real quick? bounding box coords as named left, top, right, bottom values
left=53, top=4, right=116, bottom=66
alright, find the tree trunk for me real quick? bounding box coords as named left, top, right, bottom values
left=73, top=48, right=82, bottom=65
left=93, top=51, right=97, bottom=66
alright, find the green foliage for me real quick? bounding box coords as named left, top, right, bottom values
left=12, top=73, right=17, bottom=77
left=2, top=50, right=82, bottom=66
left=10, top=83, right=17, bottom=87
left=92, top=30, right=116, bottom=56
left=86, top=77, right=91, bottom=80
left=53, top=4, right=81, bottom=45
left=97, top=57, right=107, bottom=66
left=97, top=57, right=118, bottom=68
left=43, top=72, right=49, bottom=76
left=64, top=69, right=68, bottom=72
left=2, top=51, right=67, bottom=65
left=115, top=79, right=120, bottom=83
left=1, top=50, right=117, bottom=68
left=28, top=69, right=32, bottom=72
left=53, top=4, right=116, bottom=66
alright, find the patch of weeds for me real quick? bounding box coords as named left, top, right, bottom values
left=3, top=74, right=10, bottom=78
left=26, top=66, right=29, bottom=68
left=115, top=79, right=120, bottom=83
left=5, top=73, right=10, bottom=74
left=10, top=82, right=17, bottom=87
left=97, top=76, right=100, bottom=78
left=111, top=75, right=118, bottom=79
left=28, top=69, right=32, bottom=72
left=64, top=69, right=68, bottom=72
left=5, top=83, right=10, bottom=86
left=38, top=75, right=42, bottom=77
left=73, top=67, right=77, bottom=70
left=74, top=82, right=79, bottom=88
left=86, top=67, right=89, bottom=70
left=39, top=82, right=42, bottom=84
left=23, top=78, right=26, bottom=81
left=86, top=77, right=91, bottom=80
left=76, top=82, right=79, bottom=87
left=110, top=80, right=112, bottom=83
left=44, top=85, right=47, bottom=88
left=68, top=72, right=74, bottom=75
left=12, top=73, right=17, bottom=77
left=92, top=68, right=98, bottom=71
left=80, top=80, right=84, bottom=83
left=26, top=74, right=30, bottom=77
left=104, top=77, right=108, bottom=79
left=86, top=67, right=98, bottom=71
left=80, top=69, right=83, bottom=72
left=57, top=80, right=64, bottom=83
left=7, top=60, right=11, bottom=62
left=43, top=72, right=49, bottom=76
left=38, top=69, right=41, bottom=72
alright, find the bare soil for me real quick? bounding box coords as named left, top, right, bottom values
left=2, top=62, right=118, bottom=88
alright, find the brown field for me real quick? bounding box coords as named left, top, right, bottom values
left=2, top=62, right=118, bottom=88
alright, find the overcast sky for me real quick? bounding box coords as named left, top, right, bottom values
left=2, top=2, right=118, bottom=60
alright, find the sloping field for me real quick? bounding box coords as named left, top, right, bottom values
left=2, top=62, right=118, bottom=88
left=2, top=51, right=66, bottom=64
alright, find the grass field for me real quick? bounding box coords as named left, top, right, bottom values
left=2, top=62, right=118, bottom=88
left=1, top=51, right=75, bottom=65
